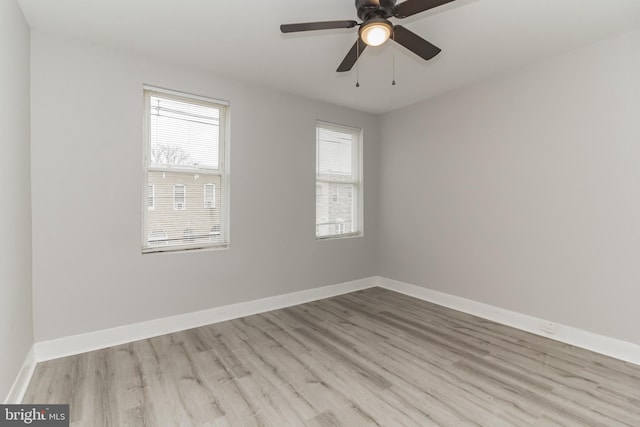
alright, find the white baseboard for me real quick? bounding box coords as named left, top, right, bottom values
left=34, top=278, right=375, bottom=362
left=4, top=346, right=36, bottom=404
left=374, top=276, right=640, bottom=366
left=32, top=275, right=640, bottom=367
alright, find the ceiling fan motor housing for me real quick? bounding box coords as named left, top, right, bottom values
left=356, top=0, right=396, bottom=20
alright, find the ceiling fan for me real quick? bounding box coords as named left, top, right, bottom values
left=280, top=0, right=456, bottom=72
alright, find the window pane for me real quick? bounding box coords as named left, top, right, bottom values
left=147, top=172, right=223, bottom=246
left=149, top=95, right=219, bottom=169
left=316, top=182, right=356, bottom=237
left=317, top=127, right=353, bottom=178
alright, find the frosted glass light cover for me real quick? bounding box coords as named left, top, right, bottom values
left=361, top=23, right=391, bottom=46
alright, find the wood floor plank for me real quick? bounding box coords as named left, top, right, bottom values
left=23, top=288, right=640, bottom=426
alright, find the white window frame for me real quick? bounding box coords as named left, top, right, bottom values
left=315, top=120, right=363, bottom=240
left=173, top=184, right=186, bottom=210
left=204, top=183, right=216, bottom=208
left=142, top=85, right=230, bottom=253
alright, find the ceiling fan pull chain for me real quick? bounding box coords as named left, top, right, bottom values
left=356, top=40, right=360, bottom=87
left=392, top=31, right=396, bottom=86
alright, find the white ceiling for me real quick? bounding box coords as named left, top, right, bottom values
left=17, top=0, right=640, bottom=114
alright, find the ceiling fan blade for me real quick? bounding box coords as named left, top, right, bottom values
left=393, top=25, right=441, bottom=61
left=280, top=20, right=358, bottom=33
left=336, top=38, right=367, bottom=72
left=393, top=0, right=456, bottom=19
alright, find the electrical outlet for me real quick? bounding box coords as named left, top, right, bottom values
left=540, top=321, right=558, bottom=335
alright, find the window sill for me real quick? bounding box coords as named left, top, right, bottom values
left=142, top=243, right=229, bottom=254
left=315, top=232, right=362, bottom=241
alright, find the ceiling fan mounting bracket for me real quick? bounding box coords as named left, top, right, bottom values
left=356, top=0, right=397, bottom=21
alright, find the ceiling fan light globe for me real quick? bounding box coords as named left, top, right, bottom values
left=360, top=21, right=392, bottom=46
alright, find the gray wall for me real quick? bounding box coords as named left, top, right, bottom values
left=31, top=32, right=379, bottom=342
left=0, top=0, right=33, bottom=400
left=378, top=29, right=640, bottom=345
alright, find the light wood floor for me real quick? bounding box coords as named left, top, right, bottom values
left=24, top=287, right=640, bottom=426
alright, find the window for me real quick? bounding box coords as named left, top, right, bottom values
left=316, top=121, right=362, bottom=239
left=173, top=184, right=186, bottom=210
left=143, top=86, right=229, bottom=253
left=204, top=183, right=216, bottom=208
left=148, top=184, right=155, bottom=210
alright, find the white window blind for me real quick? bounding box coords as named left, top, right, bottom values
left=316, top=121, right=362, bottom=239
left=143, top=87, right=229, bottom=252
